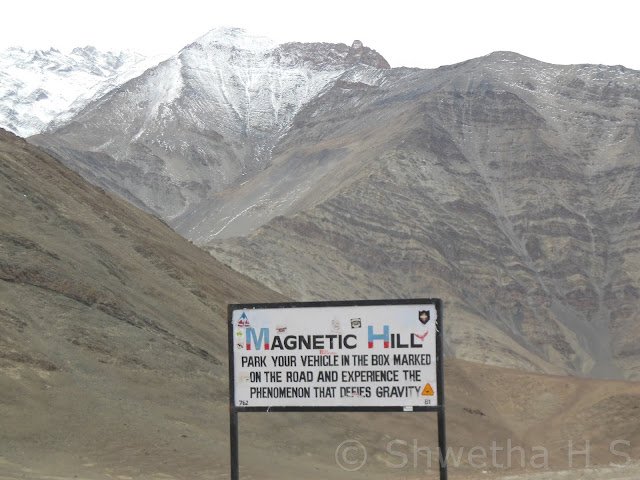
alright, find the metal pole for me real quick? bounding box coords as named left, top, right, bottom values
left=436, top=300, right=448, bottom=480
left=437, top=407, right=448, bottom=480
left=230, top=408, right=239, bottom=480
left=228, top=306, right=239, bottom=480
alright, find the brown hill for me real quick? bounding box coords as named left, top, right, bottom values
left=0, top=127, right=284, bottom=477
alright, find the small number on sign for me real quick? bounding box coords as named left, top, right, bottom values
left=239, top=400, right=248, bottom=406
left=424, top=399, right=431, bottom=406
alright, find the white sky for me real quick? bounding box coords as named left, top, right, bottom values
left=2, top=0, right=639, bottom=70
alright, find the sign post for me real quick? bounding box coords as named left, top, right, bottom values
left=228, top=299, right=446, bottom=479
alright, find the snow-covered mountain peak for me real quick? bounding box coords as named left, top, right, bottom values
left=69, top=45, right=146, bottom=68
left=0, top=46, right=155, bottom=136
left=185, top=28, right=390, bottom=71
left=1, top=28, right=390, bottom=138
left=191, top=27, right=276, bottom=53
left=24, top=29, right=391, bottom=222
left=166, top=31, right=391, bottom=162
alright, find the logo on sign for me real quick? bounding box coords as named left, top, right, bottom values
left=238, top=312, right=250, bottom=327
left=418, top=310, right=430, bottom=325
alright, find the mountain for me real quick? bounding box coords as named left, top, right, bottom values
left=0, top=45, right=153, bottom=136
left=3, top=128, right=640, bottom=480
left=203, top=52, right=640, bottom=380
left=27, top=32, right=640, bottom=381
left=30, top=27, right=390, bottom=221
left=4, top=119, right=640, bottom=480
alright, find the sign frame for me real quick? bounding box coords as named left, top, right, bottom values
left=227, top=299, right=447, bottom=480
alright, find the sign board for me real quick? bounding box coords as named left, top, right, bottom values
left=228, top=300, right=443, bottom=411
left=227, top=299, right=447, bottom=480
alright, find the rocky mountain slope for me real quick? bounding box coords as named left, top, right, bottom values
left=206, top=52, right=640, bottom=380
left=0, top=46, right=153, bottom=136
left=30, top=28, right=389, bottom=221
left=1, top=134, right=639, bottom=479
left=26, top=32, right=640, bottom=381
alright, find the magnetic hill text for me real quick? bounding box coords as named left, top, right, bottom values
left=244, top=325, right=429, bottom=350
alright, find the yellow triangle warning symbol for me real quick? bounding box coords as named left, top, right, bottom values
left=421, top=383, right=434, bottom=396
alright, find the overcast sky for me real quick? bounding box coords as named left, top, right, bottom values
left=2, top=0, right=639, bottom=70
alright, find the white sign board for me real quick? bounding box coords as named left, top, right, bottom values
left=229, top=302, right=441, bottom=409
